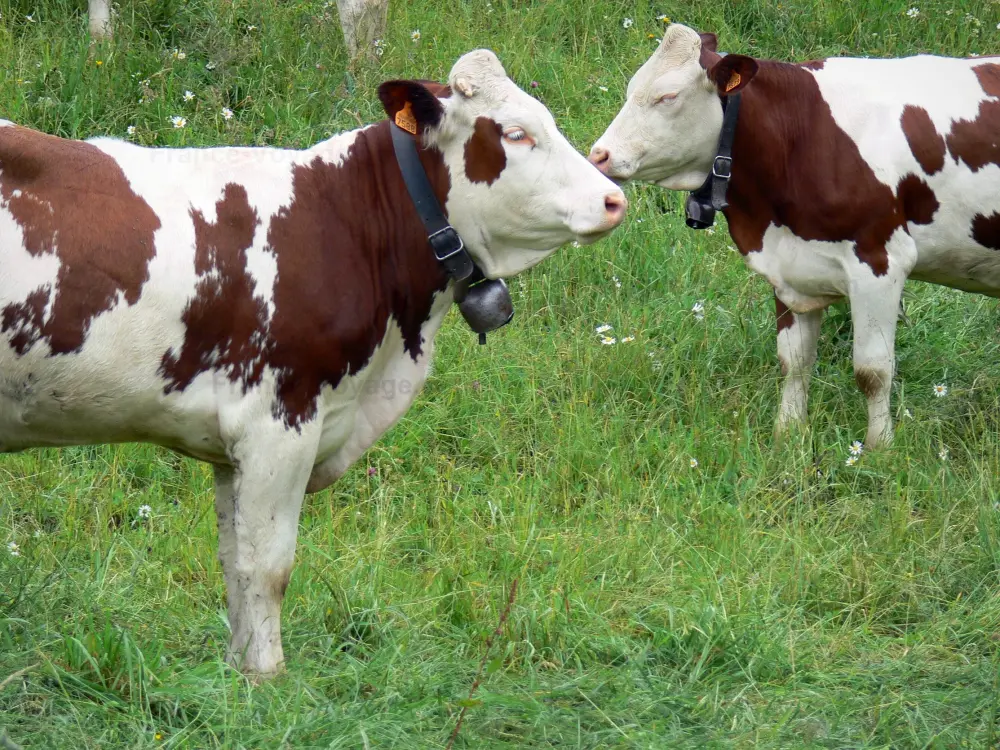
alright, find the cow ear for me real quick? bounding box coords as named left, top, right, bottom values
left=378, top=80, right=446, bottom=135
left=708, top=54, right=758, bottom=96
left=699, top=33, right=718, bottom=54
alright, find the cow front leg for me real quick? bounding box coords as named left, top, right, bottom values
left=850, top=295, right=901, bottom=448
left=849, top=235, right=914, bottom=447
left=212, top=430, right=318, bottom=678
left=774, top=294, right=823, bottom=437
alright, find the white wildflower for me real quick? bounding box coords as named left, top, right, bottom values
left=7, top=541, right=20, bottom=557
left=595, top=324, right=613, bottom=334
left=906, top=7, right=919, bottom=18
left=845, top=455, right=858, bottom=467
left=411, top=29, right=421, bottom=42
left=205, top=61, right=217, bottom=70
left=933, top=383, right=948, bottom=397
left=939, top=447, right=949, bottom=461
left=170, top=115, right=187, bottom=128
left=849, top=440, right=864, bottom=456
left=613, top=275, right=622, bottom=289
left=692, top=301, right=705, bottom=320
left=622, top=17, right=634, bottom=29
left=598, top=85, right=609, bottom=92
left=221, top=107, right=234, bottom=120
left=127, top=125, right=136, bottom=136
left=183, top=90, right=195, bottom=102
left=600, top=336, right=617, bottom=346
left=904, top=408, right=913, bottom=419
left=172, top=48, right=186, bottom=60
left=689, top=458, right=698, bottom=469
left=137, top=504, right=152, bottom=519
left=621, top=335, right=635, bottom=343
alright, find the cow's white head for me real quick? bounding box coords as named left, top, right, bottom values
left=587, top=24, right=758, bottom=191
left=379, top=49, right=627, bottom=279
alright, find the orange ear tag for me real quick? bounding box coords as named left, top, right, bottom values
left=395, top=102, right=418, bottom=134
left=725, top=71, right=742, bottom=93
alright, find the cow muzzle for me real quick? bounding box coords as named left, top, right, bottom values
left=458, top=276, right=515, bottom=345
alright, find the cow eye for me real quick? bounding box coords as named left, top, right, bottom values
left=657, top=92, right=679, bottom=103
left=503, top=127, right=531, bottom=144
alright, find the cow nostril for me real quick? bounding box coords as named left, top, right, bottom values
left=589, top=147, right=611, bottom=173
left=604, top=192, right=627, bottom=224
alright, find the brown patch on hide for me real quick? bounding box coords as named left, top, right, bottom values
left=159, top=183, right=268, bottom=394
left=0, top=124, right=161, bottom=355
left=464, top=117, right=507, bottom=186
left=901, top=105, right=946, bottom=175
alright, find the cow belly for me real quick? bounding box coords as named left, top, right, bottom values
left=909, top=234, right=1000, bottom=296
left=744, top=225, right=851, bottom=312
left=0, top=352, right=226, bottom=461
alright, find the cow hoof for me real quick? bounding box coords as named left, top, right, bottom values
left=773, top=419, right=810, bottom=445
left=864, top=430, right=894, bottom=450
left=225, top=651, right=285, bottom=682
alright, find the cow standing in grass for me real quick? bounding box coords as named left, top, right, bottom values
left=590, top=23, right=1000, bottom=448
left=0, top=50, right=626, bottom=677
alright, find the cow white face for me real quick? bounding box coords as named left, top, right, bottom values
left=379, top=50, right=627, bottom=279
left=588, top=24, right=757, bottom=191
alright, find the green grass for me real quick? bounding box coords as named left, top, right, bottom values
left=2, top=0, right=1000, bottom=747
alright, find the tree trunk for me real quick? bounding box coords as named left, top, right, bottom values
left=88, top=0, right=112, bottom=40
left=336, top=0, right=389, bottom=61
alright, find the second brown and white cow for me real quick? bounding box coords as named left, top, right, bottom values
left=590, top=23, right=1000, bottom=448
left=0, top=49, right=626, bottom=677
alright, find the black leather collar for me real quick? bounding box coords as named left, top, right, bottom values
left=389, top=120, right=514, bottom=345
left=390, top=121, right=476, bottom=280
left=685, top=92, right=741, bottom=230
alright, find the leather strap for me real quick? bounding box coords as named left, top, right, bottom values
left=390, top=122, right=475, bottom=281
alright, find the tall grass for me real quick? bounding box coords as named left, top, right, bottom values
left=2, top=0, right=1000, bottom=747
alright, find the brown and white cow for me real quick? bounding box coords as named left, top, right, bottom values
left=0, top=49, right=626, bottom=676
left=590, top=23, right=1000, bottom=448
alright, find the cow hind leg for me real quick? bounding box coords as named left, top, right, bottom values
left=774, top=294, right=823, bottom=437
left=212, top=427, right=318, bottom=678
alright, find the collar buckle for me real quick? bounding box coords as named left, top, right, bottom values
left=712, top=155, right=733, bottom=180
left=428, top=226, right=465, bottom=262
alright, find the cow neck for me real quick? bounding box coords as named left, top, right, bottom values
left=390, top=121, right=476, bottom=281
left=684, top=92, right=740, bottom=229
left=388, top=121, right=515, bottom=344
left=344, top=120, right=452, bottom=316
left=720, top=60, right=822, bottom=255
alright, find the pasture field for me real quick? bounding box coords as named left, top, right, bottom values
left=3, top=0, right=1000, bottom=747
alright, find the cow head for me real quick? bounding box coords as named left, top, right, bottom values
left=379, top=49, right=627, bottom=279
left=587, top=24, right=758, bottom=191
